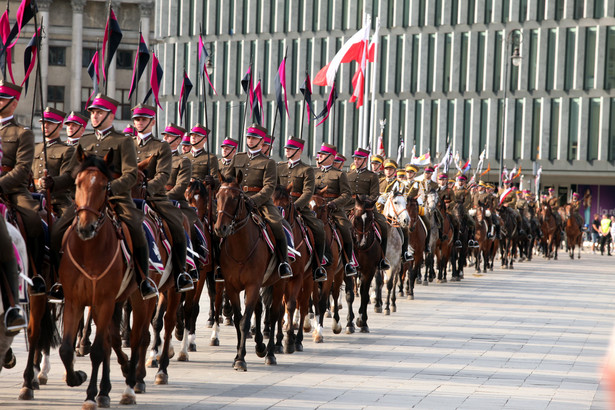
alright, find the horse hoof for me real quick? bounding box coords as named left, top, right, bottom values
left=263, top=329, right=270, bottom=339
left=265, top=355, right=277, bottom=365
left=188, top=343, right=197, bottom=352
left=397, top=291, right=404, bottom=297
left=392, top=306, right=397, bottom=313
left=360, top=326, right=370, bottom=333
left=333, top=323, right=342, bottom=334
left=207, top=319, right=214, bottom=328
left=422, top=281, right=428, bottom=286
left=178, top=352, right=189, bottom=362
left=96, top=395, right=110, bottom=408
left=408, top=294, right=414, bottom=300
left=303, top=322, right=312, bottom=333
left=415, top=278, right=422, bottom=284
left=154, top=371, right=168, bottom=385
left=146, top=358, right=158, bottom=368
left=32, top=379, right=40, bottom=390
left=168, top=346, right=175, bottom=359
left=325, top=311, right=331, bottom=318
left=18, top=387, right=34, bottom=400
left=120, top=393, right=137, bottom=405
left=122, top=340, right=130, bottom=348
left=174, top=328, right=184, bottom=341
left=441, top=278, right=447, bottom=283
left=134, top=382, right=146, bottom=394
left=384, top=309, right=390, bottom=316
left=233, top=360, right=247, bottom=371
left=313, top=332, right=323, bottom=343
left=255, top=343, right=267, bottom=358
left=274, top=345, right=283, bottom=354
left=37, top=373, right=48, bottom=386
left=78, top=344, right=91, bottom=357
left=295, top=343, right=303, bottom=352
left=224, top=318, right=233, bottom=326
left=436, top=279, right=443, bottom=283
left=356, top=317, right=363, bottom=327
left=82, top=400, right=97, bottom=410
left=284, top=343, right=295, bottom=355
left=210, top=338, right=220, bottom=347
left=374, top=306, right=382, bottom=313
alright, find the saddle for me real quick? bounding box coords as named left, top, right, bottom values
left=250, top=209, right=299, bottom=261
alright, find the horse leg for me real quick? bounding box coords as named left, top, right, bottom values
left=295, top=277, right=311, bottom=352
left=120, top=301, right=132, bottom=348
left=373, top=270, right=383, bottom=313
left=19, top=294, right=46, bottom=400
left=155, top=290, right=181, bottom=385
left=222, top=289, right=233, bottom=326
left=384, top=270, right=393, bottom=315
left=253, top=296, right=266, bottom=359
left=313, top=282, right=328, bottom=343
left=85, top=303, right=114, bottom=407
left=206, top=271, right=216, bottom=328
left=359, top=273, right=372, bottom=333
left=37, top=347, right=51, bottom=386
left=147, top=294, right=166, bottom=368
left=130, top=295, right=154, bottom=397
left=234, top=285, right=258, bottom=371
left=284, top=286, right=297, bottom=354
left=266, top=285, right=284, bottom=365
left=109, top=304, right=130, bottom=379
left=344, top=276, right=355, bottom=334
left=210, top=283, right=224, bottom=346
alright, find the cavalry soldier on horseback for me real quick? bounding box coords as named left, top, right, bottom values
left=498, top=179, right=524, bottom=233
left=407, top=165, right=440, bottom=250
left=218, top=137, right=239, bottom=171
left=370, top=154, right=385, bottom=181
left=64, top=112, right=89, bottom=146
left=570, top=192, right=585, bottom=227
left=472, top=181, right=496, bottom=239
left=314, top=143, right=357, bottom=276
left=123, top=125, right=136, bottom=137
left=405, top=164, right=418, bottom=184
left=186, top=124, right=219, bottom=185
left=333, top=153, right=346, bottom=170
left=181, top=133, right=191, bottom=155
left=277, top=136, right=327, bottom=282
left=396, top=168, right=407, bottom=184
left=546, top=187, right=564, bottom=229
left=223, top=124, right=293, bottom=279
left=437, top=172, right=461, bottom=247
left=0, top=81, right=45, bottom=296
left=132, top=106, right=194, bottom=292
left=32, top=108, right=74, bottom=217
left=348, top=149, right=390, bottom=270
left=454, top=174, right=477, bottom=247
left=46, top=94, right=158, bottom=300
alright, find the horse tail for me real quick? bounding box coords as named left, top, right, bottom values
left=38, top=303, right=62, bottom=351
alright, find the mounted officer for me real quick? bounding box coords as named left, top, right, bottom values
left=569, top=192, right=584, bottom=227
left=347, top=148, right=390, bottom=270
left=222, top=124, right=293, bottom=279
left=276, top=136, right=327, bottom=282
left=218, top=137, right=239, bottom=172
left=64, top=111, right=89, bottom=146
left=46, top=94, right=158, bottom=301
left=333, top=153, right=346, bottom=170
left=407, top=165, right=439, bottom=251
left=546, top=187, right=563, bottom=229
left=454, top=174, right=477, bottom=247
left=314, top=143, right=357, bottom=276
left=498, top=179, right=524, bottom=233
left=370, top=155, right=385, bottom=181
left=437, top=172, right=461, bottom=247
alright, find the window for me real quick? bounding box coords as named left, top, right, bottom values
left=537, top=0, right=545, bottom=21
left=568, top=98, right=579, bottom=161
left=585, top=28, right=597, bottom=90
left=116, top=50, right=132, bottom=70
left=467, top=0, right=475, bottom=24
left=610, top=98, right=615, bottom=161
left=395, top=35, right=403, bottom=94
left=502, top=0, right=509, bottom=23
left=117, top=89, right=131, bottom=120
left=463, top=100, right=471, bottom=159
left=81, top=87, right=93, bottom=115
left=549, top=99, right=560, bottom=161
left=411, top=35, right=419, bottom=93
left=555, top=0, right=565, bottom=20
left=403, top=0, right=410, bottom=27
left=235, top=42, right=243, bottom=96
left=605, top=28, right=615, bottom=88
left=546, top=29, right=557, bottom=91
left=435, top=0, right=442, bottom=26
left=447, top=100, right=455, bottom=140
left=493, top=31, right=503, bottom=92
left=414, top=100, right=423, bottom=153
left=479, top=100, right=488, bottom=153
left=47, top=85, right=64, bottom=110
left=418, top=0, right=425, bottom=27
left=427, top=34, right=435, bottom=93
left=459, top=33, right=469, bottom=92
left=573, top=0, right=584, bottom=19
left=588, top=98, right=601, bottom=161
left=531, top=99, right=541, bottom=161
left=484, top=0, right=492, bottom=24
left=451, top=0, right=459, bottom=25
left=513, top=99, right=523, bottom=160
left=48, top=46, right=66, bottom=66
left=496, top=99, right=503, bottom=160
left=564, top=28, right=576, bottom=91
left=528, top=30, right=538, bottom=90
left=82, top=48, right=96, bottom=68
left=595, top=0, right=604, bottom=18
left=380, top=35, right=388, bottom=93
left=443, top=33, right=452, bottom=93
left=519, top=0, right=527, bottom=22
left=430, top=100, right=439, bottom=156
left=476, top=32, right=486, bottom=92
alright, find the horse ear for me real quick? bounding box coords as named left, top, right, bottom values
left=76, top=144, right=86, bottom=163
left=103, top=148, right=114, bottom=166
left=236, top=170, right=244, bottom=185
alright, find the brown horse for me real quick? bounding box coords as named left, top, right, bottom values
left=272, top=185, right=315, bottom=353
left=540, top=203, right=559, bottom=260
left=435, top=199, right=454, bottom=282
left=310, top=188, right=346, bottom=338
left=473, top=205, right=494, bottom=274
left=406, top=197, right=427, bottom=299
left=350, top=195, right=381, bottom=333
left=214, top=174, right=281, bottom=370
left=565, top=204, right=582, bottom=259
left=58, top=148, right=150, bottom=407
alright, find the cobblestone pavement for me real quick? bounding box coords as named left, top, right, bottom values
left=1, top=250, right=614, bottom=409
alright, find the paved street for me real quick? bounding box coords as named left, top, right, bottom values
left=1, top=251, right=614, bottom=409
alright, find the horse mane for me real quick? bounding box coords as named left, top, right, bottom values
left=187, top=179, right=206, bottom=198
left=76, top=153, right=113, bottom=181
left=273, top=184, right=290, bottom=201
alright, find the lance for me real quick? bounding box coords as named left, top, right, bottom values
left=103, top=1, right=111, bottom=94
left=1, top=0, right=8, bottom=80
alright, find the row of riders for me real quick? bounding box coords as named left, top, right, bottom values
left=0, top=78, right=586, bottom=403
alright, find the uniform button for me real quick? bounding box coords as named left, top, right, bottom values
left=96, top=143, right=100, bottom=147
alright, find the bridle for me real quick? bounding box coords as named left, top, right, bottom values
left=385, top=192, right=409, bottom=227
left=216, top=185, right=249, bottom=235
left=75, top=167, right=111, bottom=235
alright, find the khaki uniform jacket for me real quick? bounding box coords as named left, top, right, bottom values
left=547, top=196, right=559, bottom=210
left=516, top=197, right=528, bottom=213
left=223, top=151, right=276, bottom=208
left=498, top=188, right=517, bottom=208
left=218, top=157, right=232, bottom=174
left=186, top=149, right=219, bottom=180
left=134, top=135, right=172, bottom=199
left=407, top=177, right=438, bottom=198
left=277, top=160, right=315, bottom=211
left=167, top=150, right=192, bottom=202
left=438, top=186, right=457, bottom=207
left=313, top=166, right=351, bottom=209
left=454, top=187, right=472, bottom=210
left=0, top=118, right=35, bottom=195
left=472, top=191, right=490, bottom=208
left=32, top=139, right=74, bottom=208
left=347, top=168, right=379, bottom=201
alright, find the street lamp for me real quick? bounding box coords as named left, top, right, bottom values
left=499, top=31, right=523, bottom=190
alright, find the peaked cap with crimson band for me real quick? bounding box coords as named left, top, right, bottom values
left=87, top=94, right=119, bottom=115
left=352, top=148, right=370, bottom=158
left=438, top=173, right=448, bottom=180
left=162, top=123, right=187, bottom=137
left=317, top=143, right=337, bottom=156
left=263, top=135, right=274, bottom=145
left=39, top=107, right=66, bottom=124
left=334, top=154, right=346, bottom=163
left=65, top=111, right=89, bottom=128
left=284, top=136, right=305, bottom=150
left=123, top=125, right=136, bottom=136
left=221, top=137, right=239, bottom=148
left=181, top=134, right=191, bottom=145
left=131, top=103, right=156, bottom=118
left=190, top=123, right=210, bottom=137
left=246, top=123, right=267, bottom=139
left=0, top=80, right=22, bottom=100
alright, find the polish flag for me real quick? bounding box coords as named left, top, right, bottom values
left=314, top=23, right=371, bottom=87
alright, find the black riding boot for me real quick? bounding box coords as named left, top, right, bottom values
left=134, top=246, right=158, bottom=300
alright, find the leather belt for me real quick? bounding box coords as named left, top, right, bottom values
left=323, top=193, right=338, bottom=198
left=243, top=186, right=262, bottom=192
left=290, top=192, right=301, bottom=198
left=1, top=165, right=13, bottom=173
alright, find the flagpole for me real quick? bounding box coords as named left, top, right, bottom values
left=240, top=51, right=254, bottom=147
left=103, top=1, right=111, bottom=94
left=361, top=14, right=371, bottom=149
left=299, top=95, right=306, bottom=142
left=1, top=1, right=7, bottom=80
left=369, top=16, right=380, bottom=152
left=135, top=24, right=141, bottom=106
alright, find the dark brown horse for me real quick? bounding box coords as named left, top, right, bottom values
left=473, top=205, right=494, bottom=274
left=350, top=195, right=380, bottom=333
left=540, top=203, right=559, bottom=260
left=310, top=188, right=346, bottom=338
left=214, top=174, right=281, bottom=370
left=564, top=204, right=582, bottom=259
left=58, top=148, right=150, bottom=407
left=435, top=199, right=454, bottom=282
left=406, top=197, right=427, bottom=299
left=272, top=185, right=315, bottom=353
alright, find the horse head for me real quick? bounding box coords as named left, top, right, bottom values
left=273, top=183, right=293, bottom=221
left=406, top=196, right=420, bottom=232
left=353, top=195, right=375, bottom=249
left=131, top=155, right=155, bottom=199
left=384, top=190, right=410, bottom=228
left=185, top=179, right=208, bottom=218
left=214, top=174, right=246, bottom=238
left=74, top=145, right=113, bottom=241
left=425, top=190, right=438, bottom=212
left=310, top=185, right=329, bottom=221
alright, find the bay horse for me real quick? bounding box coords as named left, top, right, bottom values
left=498, top=205, right=518, bottom=268
left=349, top=195, right=380, bottom=333
left=540, top=203, right=559, bottom=260
left=58, top=148, right=150, bottom=408
left=473, top=205, right=494, bottom=274
left=214, top=173, right=281, bottom=370
left=450, top=202, right=468, bottom=280
left=421, top=192, right=438, bottom=284
left=406, top=197, right=427, bottom=299
left=565, top=204, right=582, bottom=259
left=272, top=185, right=315, bottom=353
left=435, top=198, right=454, bottom=283
left=310, top=188, right=346, bottom=338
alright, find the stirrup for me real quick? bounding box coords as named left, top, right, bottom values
left=140, top=277, right=159, bottom=300
left=4, top=306, right=27, bottom=336
left=313, top=266, right=327, bottom=283
left=176, top=272, right=195, bottom=293
left=214, top=266, right=225, bottom=282
left=48, top=282, right=64, bottom=304
left=403, top=251, right=414, bottom=262
left=278, top=262, right=293, bottom=279
left=379, top=259, right=390, bottom=270
left=345, top=263, right=357, bottom=277
left=30, top=275, right=46, bottom=296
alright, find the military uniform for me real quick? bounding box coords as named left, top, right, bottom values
left=32, top=138, right=74, bottom=216
left=186, top=148, right=219, bottom=180
left=407, top=175, right=438, bottom=199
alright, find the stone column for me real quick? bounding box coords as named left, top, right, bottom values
left=38, top=0, right=53, bottom=106
left=139, top=2, right=154, bottom=101
left=70, top=0, right=86, bottom=111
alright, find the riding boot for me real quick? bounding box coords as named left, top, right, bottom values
left=343, top=241, right=357, bottom=276
left=402, top=228, right=413, bottom=261
left=323, top=244, right=333, bottom=267
left=172, top=254, right=194, bottom=293
left=378, top=224, right=390, bottom=270
left=1, top=260, right=26, bottom=335
left=133, top=246, right=158, bottom=300
left=269, top=221, right=292, bottom=279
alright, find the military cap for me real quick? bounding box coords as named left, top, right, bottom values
left=131, top=103, right=156, bottom=119
left=162, top=123, right=187, bottom=137
left=246, top=123, right=267, bottom=139
left=370, top=155, right=384, bottom=164
left=317, top=143, right=337, bottom=156
left=0, top=80, right=22, bottom=100
left=383, top=158, right=398, bottom=169
left=221, top=137, right=239, bottom=148
left=334, top=154, right=346, bottom=163
left=39, top=107, right=66, bottom=124
left=352, top=148, right=370, bottom=158
left=65, top=111, right=89, bottom=127
left=190, top=124, right=210, bottom=137
left=406, top=164, right=419, bottom=173
left=284, top=136, right=305, bottom=150
left=87, top=94, right=120, bottom=114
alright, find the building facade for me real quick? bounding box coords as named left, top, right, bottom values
left=152, top=1, right=615, bottom=213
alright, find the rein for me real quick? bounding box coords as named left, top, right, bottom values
left=218, top=185, right=261, bottom=265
